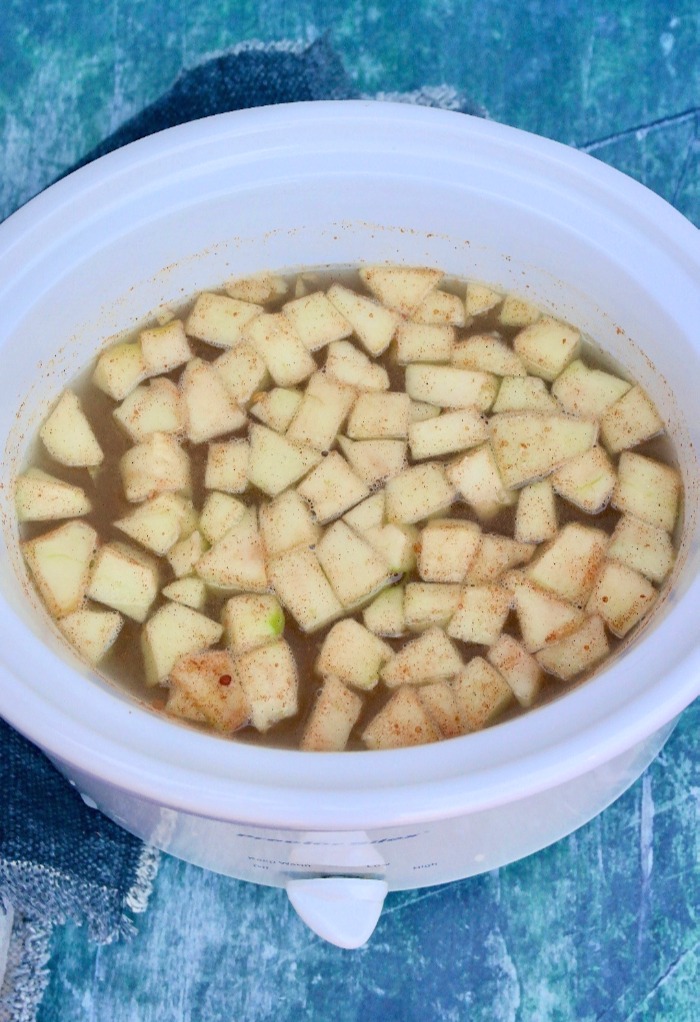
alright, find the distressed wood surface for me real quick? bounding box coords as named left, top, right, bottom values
left=1, top=2, right=698, bottom=1019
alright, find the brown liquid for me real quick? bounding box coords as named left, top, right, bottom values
left=20, top=267, right=682, bottom=750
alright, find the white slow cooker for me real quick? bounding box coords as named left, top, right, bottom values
left=0, top=102, right=698, bottom=949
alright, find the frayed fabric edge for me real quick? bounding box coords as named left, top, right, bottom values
left=0, top=846, right=160, bottom=1021
left=365, top=85, right=488, bottom=117
left=0, top=914, right=53, bottom=1022
left=0, top=902, right=13, bottom=1003
left=124, top=844, right=161, bottom=919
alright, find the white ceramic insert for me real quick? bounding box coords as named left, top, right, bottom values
left=0, top=102, right=698, bottom=948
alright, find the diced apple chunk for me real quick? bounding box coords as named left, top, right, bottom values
left=514, top=480, right=558, bottom=544
left=142, top=602, right=223, bottom=686
left=247, top=424, right=321, bottom=497
left=385, top=463, right=455, bottom=524
left=342, top=491, right=386, bottom=532
left=492, top=375, right=559, bottom=413
left=536, top=615, right=609, bottom=681
left=409, top=408, right=489, bottom=460
left=513, top=317, right=580, bottom=381
left=204, top=440, right=249, bottom=493
left=315, top=521, right=391, bottom=607
left=244, top=313, right=316, bottom=387
left=195, top=508, right=268, bottom=592
left=120, top=432, right=190, bottom=502
left=249, top=387, right=303, bottom=432
left=527, top=522, right=608, bottom=605
left=167, top=530, right=207, bottom=578
left=487, top=635, right=543, bottom=706
left=452, top=334, right=527, bottom=377
left=511, top=578, right=584, bottom=652
left=268, top=544, right=343, bottom=632
left=40, top=391, right=103, bottom=467
left=417, top=681, right=464, bottom=738
left=362, top=686, right=440, bottom=749
left=301, top=677, right=363, bottom=752
left=587, top=561, right=657, bottom=637
left=447, top=585, right=512, bottom=645
left=293, top=278, right=311, bottom=297
left=15, top=468, right=91, bottom=522
left=286, top=372, right=356, bottom=451
left=185, top=293, right=262, bottom=348
left=359, top=265, right=442, bottom=316
left=346, top=392, right=411, bottom=439
left=551, top=359, right=631, bottom=419
left=465, top=283, right=502, bottom=317
left=213, top=344, right=269, bottom=406
left=410, top=401, right=441, bottom=422
left=22, top=521, right=98, bottom=619
left=93, top=341, right=148, bottom=400
left=222, top=593, right=285, bottom=653
left=282, top=291, right=352, bottom=351
left=607, top=515, right=675, bottom=584
left=551, top=446, right=616, bottom=513
left=236, top=640, right=298, bottom=732
left=324, top=341, right=389, bottom=391
left=113, top=378, right=183, bottom=441
left=404, top=583, right=461, bottom=631
left=405, top=364, right=499, bottom=410
left=297, top=452, right=370, bottom=523
left=465, top=534, right=536, bottom=585
left=490, top=412, right=598, bottom=489
left=498, top=295, right=541, bottom=327
left=418, top=519, right=481, bottom=583
left=337, top=437, right=407, bottom=487
left=115, top=493, right=196, bottom=554
left=59, top=606, right=123, bottom=665
left=363, top=585, right=405, bottom=636
left=180, top=358, right=246, bottom=444
left=164, top=688, right=208, bottom=724
left=396, top=322, right=454, bottom=364
left=162, top=576, right=207, bottom=610
left=599, top=386, right=664, bottom=453
left=452, top=657, right=514, bottom=730
left=413, top=289, right=466, bottom=327
left=152, top=305, right=177, bottom=326
left=612, top=451, right=680, bottom=533
left=139, top=319, right=191, bottom=375
left=259, top=489, right=321, bottom=558
left=381, top=627, right=462, bottom=687
left=363, top=523, right=418, bottom=574
left=226, top=272, right=288, bottom=305
left=326, top=283, right=399, bottom=357
left=169, top=650, right=249, bottom=732
left=316, top=619, right=393, bottom=691
left=198, top=492, right=246, bottom=544
left=87, top=542, right=159, bottom=622
left=446, top=444, right=516, bottom=520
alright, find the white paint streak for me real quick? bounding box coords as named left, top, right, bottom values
left=484, top=929, right=521, bottom=1022
left=660, top=32, right=675, bottom=58
left=640, top=773, right=655, bottom=885
left=636, top=773, right=655, bottom=957
left=580, top=31, right=595, bottom=118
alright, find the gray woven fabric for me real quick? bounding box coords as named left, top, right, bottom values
left=0, top=717, right=160, bottom=1021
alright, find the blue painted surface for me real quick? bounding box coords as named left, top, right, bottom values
left=1, top=2, right=698, bottom=1018
left=35, top=707, right=699, bottom=1021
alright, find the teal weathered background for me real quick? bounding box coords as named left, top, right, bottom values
left=1, top=2, right=698, bottom=1019
left=2, top=1, right=698, bottom=224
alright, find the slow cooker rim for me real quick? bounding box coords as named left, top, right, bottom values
left=0, top=100, right=698, bottom=830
